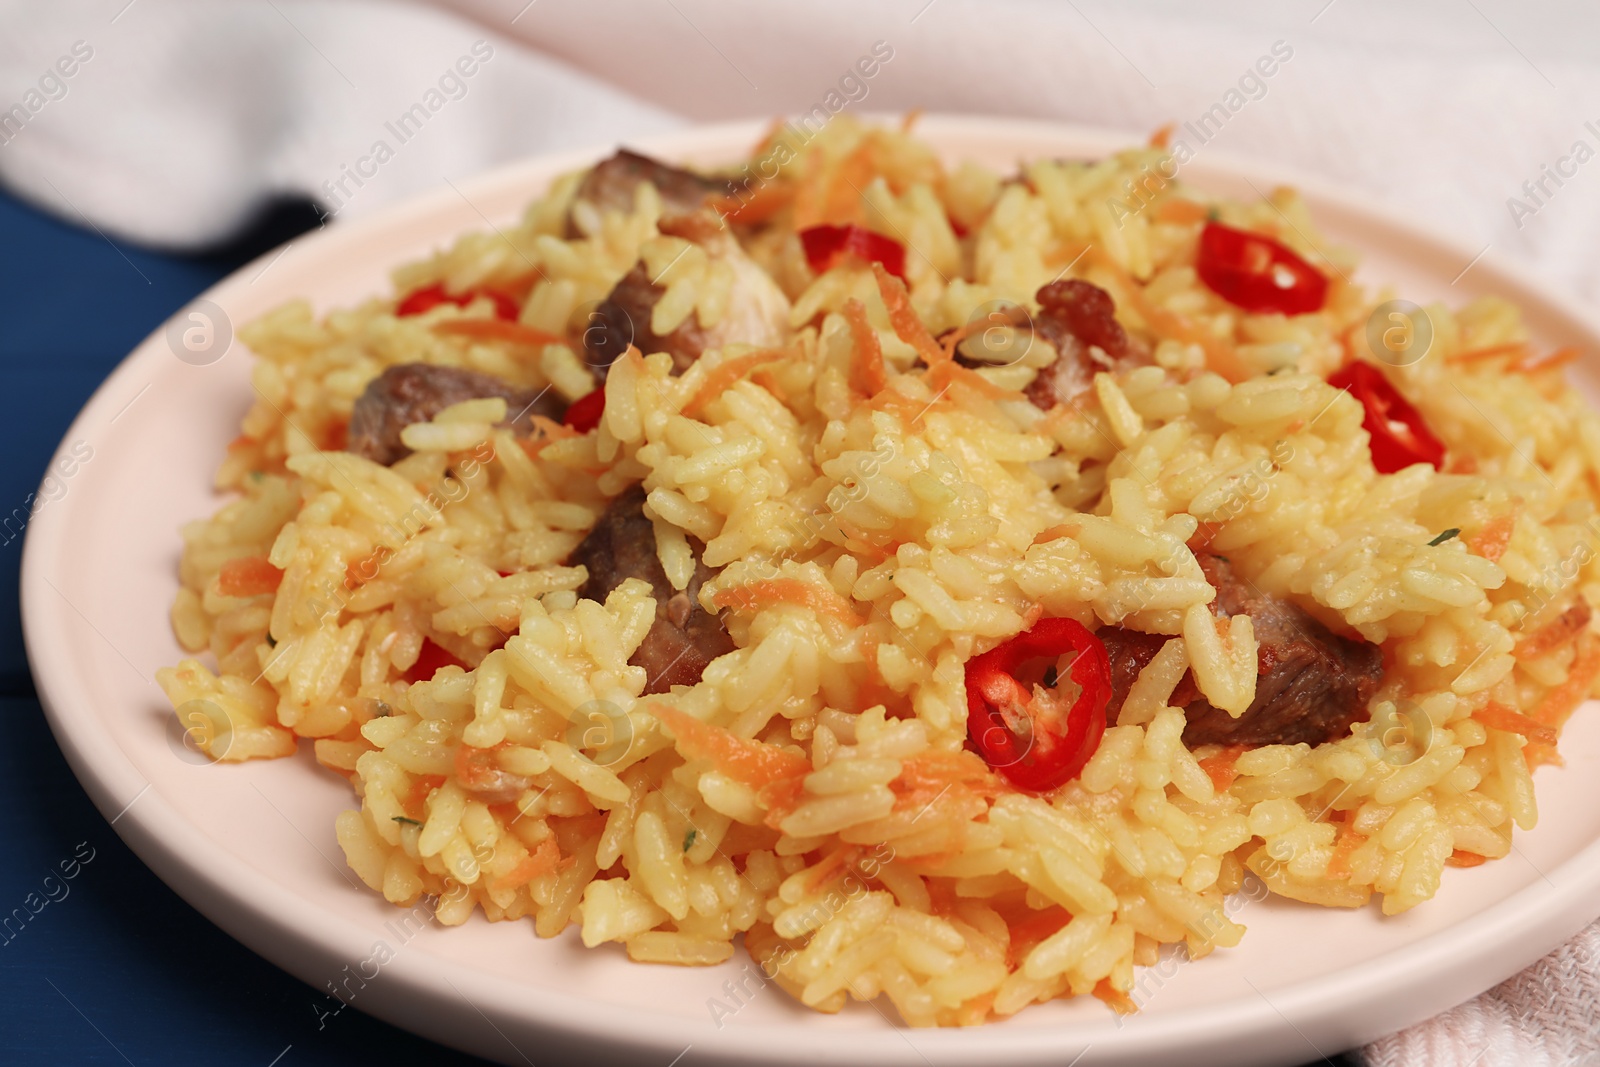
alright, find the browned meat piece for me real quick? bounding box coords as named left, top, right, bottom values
left=347, top=364, right=563, bottom=466
left=571, top=486, right=734, bottom=693
left=569, top=149, right=736, bottom=233
left=1103, top=555, right=1382, bottom=748
left=583, top=221, right=791, bottom=384
left=1025, top=279, right=1149, bottom=410
left=583, top=262, right=708, bottom=380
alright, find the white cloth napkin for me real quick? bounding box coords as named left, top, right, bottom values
left=4, top=2, right=1599, bottom=1063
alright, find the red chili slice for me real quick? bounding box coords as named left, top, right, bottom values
left=396, top=282, right=521, bottom=322
left=1196, top=221, right=1328, bottom=316
left=964, top=618, right=1112, bottom=793
left=799, top=224, right=907, bottom=280
left=1327, top=361, right=1445, bottom=474
left=404, top=638, right=467, bottom=684
left=562, top=387, right=606, bottom=432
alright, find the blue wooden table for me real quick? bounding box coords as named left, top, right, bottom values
left=0, top=187, right=1359, bottom=1067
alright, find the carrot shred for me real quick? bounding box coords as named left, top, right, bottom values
left=1447, top=342, right=1527, bottom=365
left=432, top=319, right=563, bottom=347
left=1090, top=246, right=1249, bottom=383
left=404, top=774, right=447, bottom=820
left=711, top=577, right=864, bottom=627
left=707, top=179, right=795, bottom=225
left=1325, top=826, right=1367, bottom=880
left=491, top=837, right=562, bottom=893
left=1148, top=123, right=1176, bottom=149
left=1198, top=745, right=1247, bottom=791
left=1032, top=523, right=1082, bottom=545
left=1004, top=905, right=1074, bottom=966
left=1513, top=601, right=1592, bottom=661
left=801, top=845, right=863, bottom=893
left=681, top=348, right=787, bottom=418
left=843, top=299, right=889, bottom=397
left=1154, top=198, right=1209, bottom=226
left=1446, top=849, right=1488, bottom=868
left=900, top=108, right=924, bottom=133
left=653, top=705, right=812, bottom=790
left=871, top=262, right=945, bottom=366
left=217, top=556, right=284, bottom=598
left=1515, top=345, right=1579, bottom=374
left=1094, top=979, right=1139, bottom=1015
left=867, top=385, right=942, bottom=426
left=1474, top=702, right=1559, bottom=746
left=1532, top=632, right=1600, bottom=730
left=927, top=357, right=1015, bottom=401
left=1464, top=514, right=1515, bottom=562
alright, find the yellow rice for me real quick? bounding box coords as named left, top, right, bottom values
left=158, top=116, right=1600, bottom=1026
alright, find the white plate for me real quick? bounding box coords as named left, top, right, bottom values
left=22, top=115, right=1600, bottom=1067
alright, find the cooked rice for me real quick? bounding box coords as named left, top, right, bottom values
left=158, top=116, right=1600, bottom=1027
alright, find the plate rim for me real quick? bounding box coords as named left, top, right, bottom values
left=22, top=112, right=1600, bottom=1067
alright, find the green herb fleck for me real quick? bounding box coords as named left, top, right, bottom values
left=393, top=816, right=421, bottom=826
left=682, top=828, right=698, bottom=853
left=373, top=700, right=393, bottom=718
left=1428, top=528, right=1461, bottom=546
left=1041, top=665, right=1059, bottom=689
left=1206, top=207, right=1220, bottom=222
left=249, top=470, right=265, bottom=483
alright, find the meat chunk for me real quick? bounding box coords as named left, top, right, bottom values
left=1024, top=279, right=1149, bottom=410
left=583, top=221, right=790, bottom=384
left=569, top=149, right=735, bottom=233
left=1102, top=555, right=1382, bottom=748
left=571, top=486, right=734, bottom=693
left=346, top=364, right=563, bottom=466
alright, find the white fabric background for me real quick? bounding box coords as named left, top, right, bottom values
left=1, top=1, right=1598, bottom=1063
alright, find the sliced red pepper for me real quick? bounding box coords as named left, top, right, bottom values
left=404, top=638, right=467, bottom=684
left=396, top=282, right=520, bottom=322
left=1196, top=221, right=1327, bottom=316
left=799, top=224, right=907, bottom=280
left=562, top=387, right=606, bottom=433
left=964, top=617, right=1111, bottom=793
left=1327, top=361, right=1445, bottom=474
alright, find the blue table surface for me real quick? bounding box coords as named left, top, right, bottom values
left=0, top=187, right=1357, bottom=1066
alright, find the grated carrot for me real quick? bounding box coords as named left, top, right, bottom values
left=404, top=774, right=447, bottom=820
left=1532, top=632, right=1600, bottom=730
left=1325, top=825, right=1367, bottom=880
left=868, top=384, right=943, bottom=426
left=653, top=705, right=811, bottom=790
left=927, top=356, right=1015, bottom=401
left=681, top=348, right=788, bottom=418
left=1090, top=246, right=1249, bottom=383
left=1445, top=850, right=1487, bottom=868
left=1198, top=745, right=1247, bottom=791
left=872, top=263, right=946, bottom=366
left=1094, top=979, right=1139, bottom=1015
left=1512, top=600, right=1592, bottom=661
left=432, top=319, right=564, bottom=347
left=491, top=837, right=561, bottom=893
left=843, top=299, right=889, bottom=397
left=801, top=845, right=863, bottom=893
left=1516, top=345, right=1579, bottom=374
left=217, top=556, right=284, bottom=598
left=1464, top=513, right=1515, bottom=562
left=900, top=108, right=924, bottom=133
left=1032, top=523, right=1082, bottom=545
left=707, top=179, right=794, bottom=225
left=1473, top=702, right=1558, bottom=746
left=1004, top=905, right=1073, bottom=965
left=1447, top=342, right=1527, bottom=365
left=711, top=577, right=864, bottom=627
left=1154, top=198, right=1209, bottom=226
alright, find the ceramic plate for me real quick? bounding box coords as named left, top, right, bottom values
left=22, top=115, right=1600, bottom=1067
